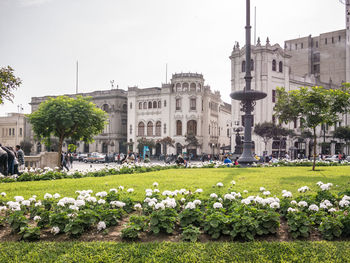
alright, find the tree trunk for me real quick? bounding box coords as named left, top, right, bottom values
left=57, top=136, right=64, bottom=169
left=313, top=127, right=317, bottom=171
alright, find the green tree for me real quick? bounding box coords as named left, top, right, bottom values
left=334, top=126, right=350, bottom=154
left=20, top=139, right=33, bottom=155
left=254, top=122, right=275, bottom=152
left=137, top=137, right=155, bottom=153
left=28, top=96, right=107, bottom=167
left=157, top=137, right=175, bottom=154
left=274, top=85, right=350, bottom=170
left=0, top=66, right=22, bottom=104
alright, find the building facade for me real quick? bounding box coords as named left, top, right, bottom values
left=30, top=89, right=128, bottom=154
left=127, top=73, right=232, bottom=156
left=0, top=113, right=30, bottom=148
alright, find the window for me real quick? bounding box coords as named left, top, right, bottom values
left=301, top=43, right=304, bottom=49
left=122, top=119, right=127, bottom=125
left=148, top=101, right=152, bottom=109
left=325, top=38, right=327, bottom=45
left=147, top=121, right=153, bottom=136
left=227, top=128, right=230, bottom=137
left=190, top=83, right=196, bottom=92
left=143, top=102, right=147, bottom=109
left=190, top=98, right=196, bottom=110
left=176, top=99, right=181, bottom=110
left=272, top=60, right=277, bottom=71
left=202, top=100, right=203, bottom=111
left=155, top=121, right=161, bottom=136
left=139, top=102, right=142, bottom=109
left=250, top=59, right=254, bottom=71
left=241, top=60, right=246, bottom=72
left=339, top=35, right=341, bottom=42
left=176, top=83, right=181, bottom=92
left=164, top=100, right=167, bottom=107
left=295, top=43, right=297, bottom=50
left=279, top=61, right=283, bottom=73
left=272, top=90, right=276, bottom=103
left=163, top=123, right=166, bottom=134
left=9, top=128, right=11, bottom=136
left=293, top=118, right=297, bottom=129
left=198, top=84, right=202, bottom=91
left=130, top=125, right=132, bottom=134
left=272, top=115, right=276, bottom=124
left=176, top=120, right=182, bottom=136
left=182, top=83, right=189, bottom=91
left=138, top=122, right=145, bottom=136
left=158, top=101, right=161, bottom=108
left=315, top=41, right=319, bottom=48
left=20, top=128, right=22, bottom=136
left=187, top=120, right=197, bottom=136
left=130, top=103, right=132, bottom=109
left=313, top=64, right=320, bottom=74
left=122, top=104, right=127, bottom=111
left=153, top=101, right=157, bottom=108
left=332, top=37, right=334, bottom=44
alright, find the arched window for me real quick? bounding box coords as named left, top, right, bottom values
left=176, top=83, right=181, bottom=92
left=155, top=121, right=161, bottom=136
left=164, top=100, right=167, bottom=107
left=187, top=120, right=197, bottom=136
left=148, top=101, right=152, bottom=109
left=153, top=101, right=157, bottom=108
left=198, top=84, right=202, bottom=92
left=251, top=59, right=254, bottom=71
left=279, top=61, right=283, bottom=73
left=182, top=82, right=189, bottom=91
left=147, top=121, right=153, bottom=136
left=138, top=122, right=145, bottom=136
left=143, top=102, right=147, bottom=109
left=102, top=104, right=109, bottom=112
left=158, top=101, right=161, bottom=108
left=176, top=120, right=182, bottom=136
left=241, top=60, right=246, bottom=72
left=122, top=104, right=127, bottom=111
left=272, top=59, right=277, bottom=71
left=139, top=102, right=142, bottom=109
left=190, top=83, right=196, bottom=92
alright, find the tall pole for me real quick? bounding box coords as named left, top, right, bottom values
left=76, top=61, right=79, bottom=94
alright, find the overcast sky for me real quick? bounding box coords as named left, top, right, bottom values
left=0, top=0, right=346, bottom=115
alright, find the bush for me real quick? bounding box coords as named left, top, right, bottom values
left=181, top=224, right=201, bottom=242
left=149, top=208, right=178, bottom=235
left=286, top=211, right=311, bottom=239
left=318, top=215, right=343, bottom=240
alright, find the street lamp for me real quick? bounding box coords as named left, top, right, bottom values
left=230, top=0, right=267, bottom=166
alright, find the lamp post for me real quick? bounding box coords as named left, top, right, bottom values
left=230, top=0, right=267, bottom=166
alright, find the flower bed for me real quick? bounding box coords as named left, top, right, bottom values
left=0, top=180, right=350, bottom=242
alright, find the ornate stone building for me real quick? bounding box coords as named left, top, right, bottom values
left=0, top=113, right=30, bottom=148
left=127, top=73, right=232, bottom=156
left=30, top=89, right=128, bottom=154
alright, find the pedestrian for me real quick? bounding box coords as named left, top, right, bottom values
left=61, top=152, right=69, bottom=171
left=0, top=146, right=8, bottom=176
left=69, top=153, right=74, bottom=168
left=15, top=145, right=25, bottom=171
left=234, top=157, right=239, bottom=166
left=1, top=146, right=15, bottom=175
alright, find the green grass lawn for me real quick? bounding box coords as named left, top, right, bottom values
left=1, top=166, right=350, bottom=200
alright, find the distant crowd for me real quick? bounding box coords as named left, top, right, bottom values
left=0, top=145, right=24, bottom=175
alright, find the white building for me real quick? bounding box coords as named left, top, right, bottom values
left=128, top=73, right=232, bottom=156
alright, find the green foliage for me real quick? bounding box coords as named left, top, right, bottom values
left=19, top=226, right=40, bottom=241
left=149, top=208, right=178, bottom=234
left=20, top=139, right=33, bottom=155
left=339, top=213, right=350, bottom=237
left=98, top=209, right=123, bottom=227
left=27, top=96, right=107, bottom=167
left=64, top=209, right=99, bottom=237
left=181, top=224, right=201, bottom=242
left=68, top=144, right=77, bottom=153
left=286, top=211, right=311, bottom=239
left=121, top=215, right=149, bottom=240
left=179, top=208, right=204, bottom=228
left=49, top=212, right=69, bottom=232
left=318, top=215, right=343, bottom=240
left=7, top=211, right=28, bottom=233
left=0, top=66, right=22, bottom=104
left=137, top=137, right=155, bottom=152
left=333, top=126, right=350, bottom=142
left=203, top=211, right=230, bottom=239
left=315, top=190, right=337, bottom=204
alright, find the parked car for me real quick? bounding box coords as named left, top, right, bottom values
left=77, top=153, right=88, bottom=162
left=83, top=152, right=106, bottom=163
left=324, top=155, right=339, bottom=162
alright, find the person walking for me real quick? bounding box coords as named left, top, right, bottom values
left=1, top=146, right=15, bottom=175
left=61, top=152, right=69, bottom=171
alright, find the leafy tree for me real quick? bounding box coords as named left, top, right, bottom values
left=333, top=126, right=350, bottom=154
left=0, top=66, right=22, bottom=104
left=137, top=137, right=155, bottom=153
left=274, top=85, right=350, bottom=170
left=157, top=137, right=175, bottom=154
left=28, top=96, right=107, bottom=167
left=254, top=122, right=275, bottom=152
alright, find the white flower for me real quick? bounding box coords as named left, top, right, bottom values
left=110, top=201, right=125, bottom=208
left=308, top=204, right=319, bottom=212
left=320, top=183, right=333, bottom=191
left=118, top=186, right=124, bottom=190
left=193, top=200, right=201, bottom=206
left=53, top=193, right=61, bottom=199
left=328, top=208, right=337, bottom=213
left=153, top=182, right=159, bottom=187
left=185, top=202, right=196, bottom=210
left=241, top=198, right=251, bottom=205
left=51, top=226, right=60, bottom=235
left=96, top=191, right=107, bottom=198
left=35, top=201, right=42, bottom=207
left=44, top=193, right=53, bottom=199
left=263, top=191, right=271, bottom=196
left=180, top=198, right=186, bottom=203
left=316, top=181, right=324, bottom=186
left=34, top=216, right=41, bottom=221
left=7, top=201, right=21, bottom=211
left=134, top=203, right=142, bottom=209
left=86, top=197, right=97, bottom=203
left=146, top=192, right=152, bottom=196
left=210, top=193, right=218, bottom=199
left=270, top=202, right=280, bottom=209
left=14, top=196, right=24, bottom=202
left=260, top=187, right=266, bottom=192
left=298, top=201, right=308, bottom=207
left=127, top=188, right=134, bottom=193
left=298, top=186, right=310, bottom=193
left=243, top=190, right=248, bottom=193
left=320, top=200, right=332, bottom=209
left=290, top=200, right=297, bottom=205
left=109, top=188, right=118, bottom=193
left=162, top=190, right=173, bottom=196
left=153, top=189, right=160, bottom=193
left=282, top=191, right=293, bottom=198
left=231, top=180, right=236, bottom=185
left=148, top=201, right=156, bottom=207
left=97, top=221, right=106, bottom=231
left=29, top=197, right=36, bottom=202
left=21, top=200, right=30, bottom=206
left=155, top=203, right=165, bottom=210
left=217, top=182, right=224, bottom=187
left=195, top=189, right=203, bottom=193
left=0, top=206, right=7, bottom=211
left=287, top=207, right=297, bottom=213
left=213, top=202, right=223, bottom=209
left=98, top=199, right=106, bottom=205
left=224, top=194, right=235, bottom=201
left=1, top=192, right=6, bottom=197
left=339, top=199, right=350, bottom=207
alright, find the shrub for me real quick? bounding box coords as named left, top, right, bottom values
left=149, top=208, right=178, bottom=234
left=181, top=224, right=201, bottom=242
left=19, top=226, right=40, bottom=241
left=203, top=211, right=230, bottom=239
left=318, top=215, right=343, bottom=240
left=179, top=208, right=204, bottom=228
left=286, top=211, right=311, bottom=239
